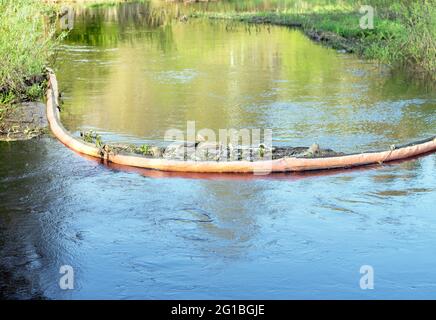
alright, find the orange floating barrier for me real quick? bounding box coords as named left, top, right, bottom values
left=46, top=69, right=436, bottom=174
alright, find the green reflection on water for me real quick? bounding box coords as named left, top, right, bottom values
left=56, top=1, right=435, bottom=151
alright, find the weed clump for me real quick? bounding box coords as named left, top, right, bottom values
left=80, top=130, right=103, bottom=147
left=0, top=0, right=65, bottom=104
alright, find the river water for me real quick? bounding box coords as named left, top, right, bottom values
left=1, top=1, right=435, bottom=299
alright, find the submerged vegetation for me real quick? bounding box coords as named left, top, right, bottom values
left=197, top=0, right=436, bottom=79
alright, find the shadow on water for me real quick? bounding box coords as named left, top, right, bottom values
left=0, top=141, right=62, bottom=299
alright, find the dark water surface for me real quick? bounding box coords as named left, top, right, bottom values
left=1, top=1, right=435, bottom=299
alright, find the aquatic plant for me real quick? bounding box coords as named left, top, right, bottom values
left=139, top=144, right=151, bottom=155
left=259, top=144, right=265, bottom=158
left=80, top=130, right=103, bottom=147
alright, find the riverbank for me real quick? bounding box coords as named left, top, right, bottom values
left=0, top=103, right=48, bottom=141
left=196, top=0, right=436, bottom=80
left=0, top=0, right=64, bottom=140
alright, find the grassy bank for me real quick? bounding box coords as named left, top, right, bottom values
left=197, top=0, right=436, bottom=80
left=0, top=0, right=63, bottom=123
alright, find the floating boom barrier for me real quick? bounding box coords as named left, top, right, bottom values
left=46, top=69, right=436, bottom=174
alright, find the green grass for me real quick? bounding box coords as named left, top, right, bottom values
left=85, top=1, right=121, bottom=9
left=368, top=1, right=436, bottom=77
left=197, top=0, right=436, bottom=79
left=0, top=0, right=64, bottom=105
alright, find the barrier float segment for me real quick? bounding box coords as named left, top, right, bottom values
left=46, top=69, right=436, bottom=174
